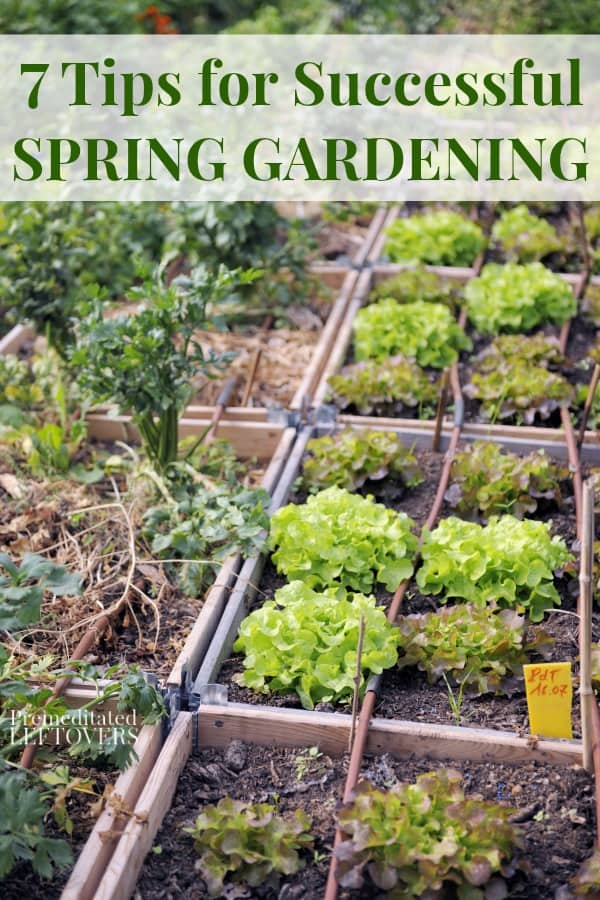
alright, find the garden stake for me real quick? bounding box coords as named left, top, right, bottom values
left=324, top=363, right=464, bottom=900
left=432, top=369, right=449, bottom=452
left=562, top=406, right=584, bottom=539
left=580, top=480, right=595, bottom=773
left=578, top=364, right=600, bottom=449
left=241, top=315, right=273, bottom=406
left=348, top=615, right=366, bottom=753
left=206, top=376, right=239, bottom=441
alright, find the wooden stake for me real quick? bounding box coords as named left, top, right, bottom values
left=579, top=364, right=600, bottom=449
left=348, top=615, right=366, bottom=753
left=432, top=369, right=449, bottom=453
left=581, top=480, right=596, bottom=773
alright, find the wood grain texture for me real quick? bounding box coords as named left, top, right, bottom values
left=61, top=725, right=162, bottom=900
left=291, top=270, right=357, bottom=409
left=93, top=714, right=193, bottom=900
left=196, top=703, right=583, bottom=766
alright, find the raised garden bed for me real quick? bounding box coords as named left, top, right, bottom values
left=0, top=330, right=296, bottom=896
left=314, top=259, right=596, bottom=438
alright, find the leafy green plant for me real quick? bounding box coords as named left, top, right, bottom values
left=417, top=515, right=573, bottom=621
left=233, top=583, right=401, bottom=709
left=0, top=202, right=167, bottom=354
left=269, top=486, right=417, bottom=592
left=327, top=355, right=439, bottom=416
left=73, top=266, right=256, bottom=470
left=354, top=299, right=471, bottom=368
left=474, top=333, right=564, bottom=371
left=384, top=211, right=485, bottom=267
left=368, top=266, right=459, bottom=309
left=184, top=797, right=313, bottom=896
left=0, top=771, right=73, bottom=879
left=335, top=770, right=520, bottom=896
left=165, top=202, right=314, bottom=314
left=301, top=429, right=423, bottom=492
left=0, top=552, right=81, bottom=633
left=446, top=441, right=568, bottom=518
left=0, top=348, right=94, bottom=478
left=143, top=483, right=270, bottom=594
left=464, top=362, right=574, bottom=424
left=491, top=204, right=562, bottom=262
left=397, top=603, right=553, bottom=694
left=465, top=262, right=577, bottom=334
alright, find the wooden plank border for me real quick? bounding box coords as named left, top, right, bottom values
left=196, top=703, right=583, bottom=767
left=166, top=425, right=296, bottom=691
left=90, top=713, right=193, bottom=900
left=61, top=724, right=163, bottom=900
left=313, top=261, right=596, bottom=446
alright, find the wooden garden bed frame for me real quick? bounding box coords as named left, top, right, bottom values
left=73, top=412, right=597, bottom=899
left=52, top=415, right=296, bottom=899
left=312, top=262, right=593, bottom=441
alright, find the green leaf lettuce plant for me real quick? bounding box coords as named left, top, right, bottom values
left=417, top=515, right=573, bottom=621
left=384, top=211, right=485, bottom=267
left=335, top=769, right=520, bottom=897
left=269, top=486, right=417, bottom=592
left=233, top=583, right=401, bottom=709
left=465, top=262, right=576, bottom=334
left=354, top=299, right=470, bottom=368
left=184, top=797, right=313, bottom=897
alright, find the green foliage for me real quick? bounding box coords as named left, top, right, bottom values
left=73, top=266, right=256, bottom=470
left=165, top=202, right=314, bottom=314
left=368, top=266, right=459, bottom=309
left=0, top=202, right=167, bottom=354
left=233, top=583, right=400, bottom=709
left=397, top=603, right=553, bottom=694
left=143, top=483, right=270, bottom=594
left=0, top=0, right=141, bottom=33
left=417, top=515, right=573, bottom=621
left=184, top=797, right=313, bottom=896
left=0, top=772, right=73, bottom=880
left=0, top=552, right=81, bottom=633
left=491, top=205, right=562, bottom=262
left=465, top=263, right=577, bottom=335
left=327, top=355, right=439, bottom=416
left=384, top=211, right=485, bottom=267
left=335, top=770, right=520, bottom=897
left=269, top=486, right=417, bottom=592
left=465, top=362, right=574, bottom=424
left=474, top=333, right=564, bottom=371
left=301, top=428, right=423, bottom=493
left=354, top=299, right=471, bottom=368
left=447, top=441, right=567, bottom=519
left=0, top=348, right=94, bottom=478
left=117, top=669, right=166, bottom=725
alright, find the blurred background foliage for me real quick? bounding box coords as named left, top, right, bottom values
left=0, top=0, right=598, bottom=34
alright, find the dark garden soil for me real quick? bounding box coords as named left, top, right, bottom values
left=215, top=444, right=594, bottom=741
left=134, top=742, right=595, bottom=900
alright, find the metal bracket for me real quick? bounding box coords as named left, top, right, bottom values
left=266, top=406, right=300, bottom=428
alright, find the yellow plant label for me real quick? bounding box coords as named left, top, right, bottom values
left=523, top=662, right=573, bottom=740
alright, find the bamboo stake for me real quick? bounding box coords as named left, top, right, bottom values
left=348, top=616, right=366, bottom=753
left=580, top=480, right=595, bottom=773
left=579, top=364, right=600, bottom=449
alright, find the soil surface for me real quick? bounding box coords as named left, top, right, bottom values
left=134, top=742, right=595, bottom=900
left=214, top=443, right=595, bottom=744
